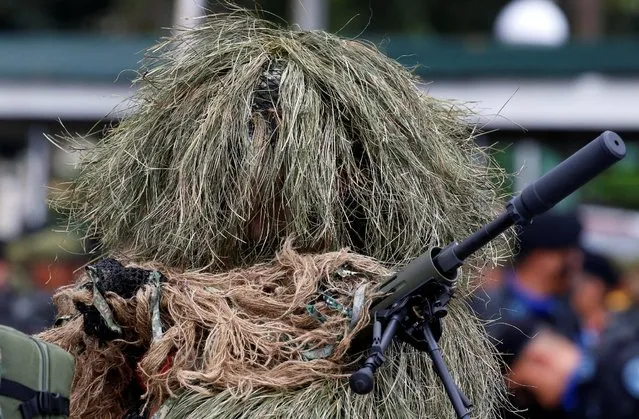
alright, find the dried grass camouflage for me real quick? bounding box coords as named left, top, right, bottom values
left=54, top=12, right=509, bottom=280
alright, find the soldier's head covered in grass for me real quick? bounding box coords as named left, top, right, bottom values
left=40, top=10, right=511, bottom=419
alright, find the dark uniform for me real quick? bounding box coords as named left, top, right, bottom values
left=472, top=270, right=584, bottom=344
left=474, top=287, right=639, bottom=419
left=472, top=279, right=585, bottom=419
left=569, top=306, right=639, bottom=419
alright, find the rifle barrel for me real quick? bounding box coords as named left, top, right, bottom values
left=435, top=131, right=626, bottom=274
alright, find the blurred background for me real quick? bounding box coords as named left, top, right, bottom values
left=0, top=0, right=638, bottom=416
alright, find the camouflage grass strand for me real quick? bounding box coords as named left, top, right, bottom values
left=40, top=245, right=506, bottom=419
left=54, top=13, right=509, bottom=281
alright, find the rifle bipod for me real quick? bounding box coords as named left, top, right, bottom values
left=349, top=288, right=472, bottom=419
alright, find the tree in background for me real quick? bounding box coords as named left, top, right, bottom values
left=0, top=0, right=172, bottom=33
left=1, top=0, right=638, bottom=36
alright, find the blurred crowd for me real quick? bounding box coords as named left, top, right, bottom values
left=471, top=211, right=639, bottom=418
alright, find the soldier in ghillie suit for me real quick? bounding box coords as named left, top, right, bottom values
left=39, top=11, right=511, bottom=419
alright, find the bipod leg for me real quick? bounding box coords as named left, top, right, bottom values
left=423, top=323, right=470, bottom=419
left=455, top=384, right=473, bottom=410
left=349, top=312, right=402, bottom=394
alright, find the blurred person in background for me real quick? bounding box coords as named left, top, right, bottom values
left=472, top=211, right=586, bottom=417
left=479, top=216, right=639, bottom=418
left=492, top=310, right=639, bottom=419
left=490, top=318, right=585, bottom=418
left=0, top=234, right=64, bottom=334
left=473, top=211, right=585, bottom=344
left=571, top=249, right=620, bottom=348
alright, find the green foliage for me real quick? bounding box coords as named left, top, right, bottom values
left=608, top=0, right=639, bottom=12
left=606, top=0, right=639, bottom=34
left=3, top=0, right=639, bottom=35
left=580, top=143, right=639, bottom=208
left=0, top=0, right=173, bottom=33
left=0, top=0, right=113, bottom=31
left=490, top=140, right=639, bottom=210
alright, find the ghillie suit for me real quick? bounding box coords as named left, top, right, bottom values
left=40, top=11, right=512, bottom=419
